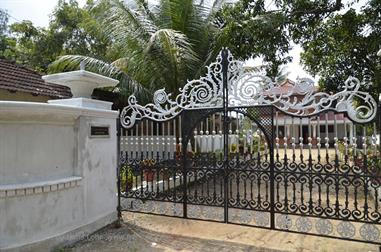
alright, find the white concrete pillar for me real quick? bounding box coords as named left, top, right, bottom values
left=0, top=69, right=120, bottom=251
left=0, top=99, right=119, bottom=251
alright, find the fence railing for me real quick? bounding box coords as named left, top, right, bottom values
left=120, top=110, right=379, bottom=163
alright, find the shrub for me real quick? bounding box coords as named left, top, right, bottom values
left=119, top=165, right=134, bottom=191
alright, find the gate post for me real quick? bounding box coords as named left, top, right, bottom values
left=116, top=117, right=122, bottom=227
left=221, top=48, right=229, bottom=223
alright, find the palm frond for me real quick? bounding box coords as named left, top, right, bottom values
left=111, top=57, right=129, bottom=72
left=51, top=0, right=225, bottom=104
left=244, top=65, right=266, bottom=73
left=155, top=0, right=172, bottom=28
left=105, top=0, right=157, bottom=43
left=135, top=0, right=156, bottom=22
left=209, top=0, right=226, bottom=17
left=144, top=28, right=200, bottom=91
left=49, top=55, right=149, bottom=96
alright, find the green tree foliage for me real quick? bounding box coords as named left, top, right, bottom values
left=0, top=9, right=8, bottom=34
left=3, top=0, right=379, bottom=102
left=50, top=0, right=224, bottom=100
left=7, top=21, right=47, bottom=71
left=0, top=9, right=17, bottom=60
left=219, top=0, right=380, bottom=97
left=217, top=0, right=343, bottom=77
left=300, top=1, right=381, bottom=97
left=0, top=0, right=111, bottom=73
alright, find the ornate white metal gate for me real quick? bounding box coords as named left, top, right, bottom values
left=118, top=49, right=381, bottom=244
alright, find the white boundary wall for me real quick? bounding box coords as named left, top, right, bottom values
left=0, top=99, right=118, bottom=251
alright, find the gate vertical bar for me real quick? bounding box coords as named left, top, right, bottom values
left=269, top=106, right=275, bottom=229
left=116, top=117, right=122, bottom=223
left=181, top=113, right=188, bottom=218
left=221, top=48, right=229, bottom=223
left=379, top=102, right=381, bottom=156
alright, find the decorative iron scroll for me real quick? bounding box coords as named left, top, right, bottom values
left=120, top=49, right=377, bottom=128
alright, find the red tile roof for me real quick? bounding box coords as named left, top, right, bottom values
left=314, top=111, right=346, bottom=121
left=0, top=59, right=72, bottom=99
left=263, top=79, right=318, bottom=96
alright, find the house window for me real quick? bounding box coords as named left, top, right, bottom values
left=320, top=125, right=334, bottom=133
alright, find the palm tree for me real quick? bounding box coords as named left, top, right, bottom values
left=50, top=0, right=225, bottom=103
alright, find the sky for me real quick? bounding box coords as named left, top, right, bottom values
left=1, top=0, right=87, bottom=27
left=0, top=0, right=366, bottom=82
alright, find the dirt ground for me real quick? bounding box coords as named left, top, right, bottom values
left=62, top=212, right=379, bottom=252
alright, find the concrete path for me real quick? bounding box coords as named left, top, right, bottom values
left=64, top=212, right=379, bottom=252
left=63, top=222, right=283, bottom=252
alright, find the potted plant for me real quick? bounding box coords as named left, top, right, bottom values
left=142, top=159, right=156, bottom=182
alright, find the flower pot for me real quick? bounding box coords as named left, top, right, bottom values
left=355, top=158, right=364, bottom=168
left=144, top=170, right=155, bottom=182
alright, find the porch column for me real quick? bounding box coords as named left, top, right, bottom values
left=286, top=125, right=291, bottom=144
left=349, top=123, right=353, bottom=144
left=312, top=124, right=317, bottom=145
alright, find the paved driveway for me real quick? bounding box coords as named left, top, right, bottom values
left=63, top=212, right=379, bottom=252
left=63, top=222, right=284, bottom=252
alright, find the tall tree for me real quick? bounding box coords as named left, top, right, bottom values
left=300, top=1, right=381, bottom=97
left=0, top=0, right=111, bottom=73
left=0, top=9, right=8, bottom=34
left=218, top=0, right=380, bottom=98
left=0, top=9, right=17, bottom=61
left=217, top=0, right=344, bottom=77
left=50, top=0, right=225, bottom=101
